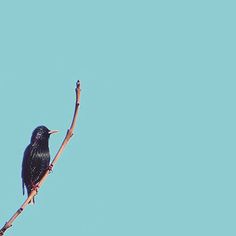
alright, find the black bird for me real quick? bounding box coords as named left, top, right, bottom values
left=21, top=126, right=58, bottom=203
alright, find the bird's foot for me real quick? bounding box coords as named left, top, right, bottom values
left=48, top=164, right=53, bottom=173
left=31, top=183, right=39, bottom=194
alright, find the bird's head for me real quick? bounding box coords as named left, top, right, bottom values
left=31, top=126, right=58, bottom=145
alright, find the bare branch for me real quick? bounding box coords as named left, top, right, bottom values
left=0, top=80, right=81, bottom=235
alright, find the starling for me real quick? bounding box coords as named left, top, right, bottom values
left=21, top=126, right=58, bottom=203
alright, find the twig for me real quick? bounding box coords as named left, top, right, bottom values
left=0, top=80, right=81, bottom=235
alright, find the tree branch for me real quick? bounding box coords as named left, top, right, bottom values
left=0, top=80, right=81, bottom=235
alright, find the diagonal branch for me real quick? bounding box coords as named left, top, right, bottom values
left=0, top=80, right=81, bottom=235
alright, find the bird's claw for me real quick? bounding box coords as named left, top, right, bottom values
left=48, top=164, right=53, bottom=173
left=31, top=183, right=39, bottom=194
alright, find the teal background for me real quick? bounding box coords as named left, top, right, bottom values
left=0, top=0, right=235, bottom=235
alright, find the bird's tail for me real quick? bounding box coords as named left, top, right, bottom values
left=22, top=181, right=25, bottom=195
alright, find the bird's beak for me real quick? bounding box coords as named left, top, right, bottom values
left=48, top=130, right=59, bottom=135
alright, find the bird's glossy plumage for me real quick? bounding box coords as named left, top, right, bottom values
left=22, top=126, right=53, bottom=204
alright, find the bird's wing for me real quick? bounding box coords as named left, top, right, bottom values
left=29, top=147, right=50, bottom=184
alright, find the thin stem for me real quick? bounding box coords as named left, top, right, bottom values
left=0, top=80, right=81, bottom=235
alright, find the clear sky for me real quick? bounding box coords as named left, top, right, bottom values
left=0, top=0, right=235, bottom=236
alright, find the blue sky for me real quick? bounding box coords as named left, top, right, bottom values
left=0, top=0, right=235, bottom=235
